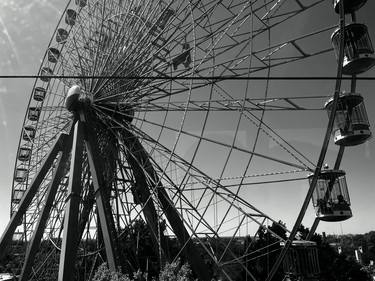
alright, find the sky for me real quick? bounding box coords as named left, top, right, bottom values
left=0, top=0, right=375, bottom=239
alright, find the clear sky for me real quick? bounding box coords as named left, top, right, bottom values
left=0, top=0, right=375, bottom=239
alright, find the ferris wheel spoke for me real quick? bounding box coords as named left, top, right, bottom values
left=115, top=129, right=213, bottom=279
left=114, top=129, right=175, bottom=253
left=131, top=114, right=309, bottom=171
left=90, top=3, right=111, bottom=93
left=185, top=0, right=324, bottom=75
left=72, top=36, right=91, bottom=91
left=129, top=125, right=289, bottom=234
left=92, top=15, right=136, bottom=93
left=253, top=0, right=325, bottom=26
left=116, top=130, right=263, bottom=276
left=129, top=78, right=226, bottom=108
left=253, top=29, right=335, bottom=71
left=209, top=82, right=317, bottom=169
left=76, top=183, right=96, bottom=241
left=111, top=124, right=217, bottom=236
left=63, top=6, right=94, bottom=89
left=33, top=118, right=70, bottom=145
left=88, top=2, right=188, bottom=97
left=132, top=95, right=326, bottom=112
left=118, top=42, right=335, bottom=106
left=115, top=157, right=138, bottom=214
left=147, top=148, right=285, bottom=243
left=90, top=0, right=264, bottom=99
left=122, top=148, right=278, bottom=242
left=20, top=140, right=67, bottom=184
left=226, top=2, right=329, bottom=75
left=132, top=141, right=218, bottom=236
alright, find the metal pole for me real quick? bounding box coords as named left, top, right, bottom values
left=124, top=131, right=212, bottom=281
left=20, top=134, right=72, bottom=281
left=84, top=125, right=119, bottom=271
left=306, top=218, right=319, bottom=241
left=58, top=120, right=85, bottom=281
left=122, top=130, right=169, bottom=263
left=77, top=184, right=96, bottom=241
left=0, top=133, right=67, bottom=258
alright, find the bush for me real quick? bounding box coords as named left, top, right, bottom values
left=93, top=260, right=192, bottom=281
left=158, top=260, right=193, bottom=281
left=92, top=263, right=131, bottom=281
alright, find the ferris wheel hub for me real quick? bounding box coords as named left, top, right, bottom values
left=65, top=85, right=93, bottom=112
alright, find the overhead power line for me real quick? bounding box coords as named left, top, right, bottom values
left=0, top=75, right=374, bottom=80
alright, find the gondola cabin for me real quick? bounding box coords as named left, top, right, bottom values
left=325, top=93, right=371, bottom=146
left=18, top=147, right=31, bottom=162
left=76, top=0, right=87, bottom=8
left=65, top=9, right=77, bottom=26
left=333, top=0, right=368, bottom=14
left=22, top=126, right=36, bottom=141
left=309, top=169, right=352, bottom=222
left=33, top=87, right=46, bottom=102
left=28, top=107, right=41, bottom=122
left=15, top=168, right=28, bottom=183
left=40, top=67, right=53, bottom=82
left=282, top=240, right=320, bottom=280
left=12, top=189, right=25, bottom=204
left=47, top=47, right=60, bottom=63
left=331, top=23, right=375, bottom=75
left=56, top=28, right=68, bottom=44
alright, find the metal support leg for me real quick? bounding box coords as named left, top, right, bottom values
left=20, top=135, right=72, bottom=281
left=125, top=152, right=167, bottom=256
left=124, top=131, right=211, bottom=281
left=84, top=126, right=119, bottom=271
left=155, top=184, right=212, bottom=281
left=306, top=218, right=319, bottom=241
left=123, top=133, right=168, bottom=263
left=77, top=184, right=96, bottom=241
left=0, top=133, right=68, bottom=259
left=58, top=121, right=85, bottom=281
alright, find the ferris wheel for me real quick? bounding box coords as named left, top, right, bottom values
left=0, top=0, right=374, bottom=280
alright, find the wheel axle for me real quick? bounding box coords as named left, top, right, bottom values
left=65, top=85, right=93, bottom=112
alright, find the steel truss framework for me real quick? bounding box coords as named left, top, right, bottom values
left=0, top=0, right=368, bottom=280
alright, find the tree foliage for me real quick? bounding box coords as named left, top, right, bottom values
left=93, top=260, right=192, bottom=281
left=241, top=223, right=372, bottom=281
left=2, top=220, right=374, bottom=281
left=242, top=221, right=287, bottom=281
left=158, top=260, right=193, bottom=281
left=92, top=263, right=131, bottom=281
left=326, top=231, right=375, bottom=265
left=297, top=225, right=371, bottom=281
left=117, top=219, right=161, bottom=277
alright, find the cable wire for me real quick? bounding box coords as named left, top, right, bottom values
left=0, top=75, right=375, bottom=80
